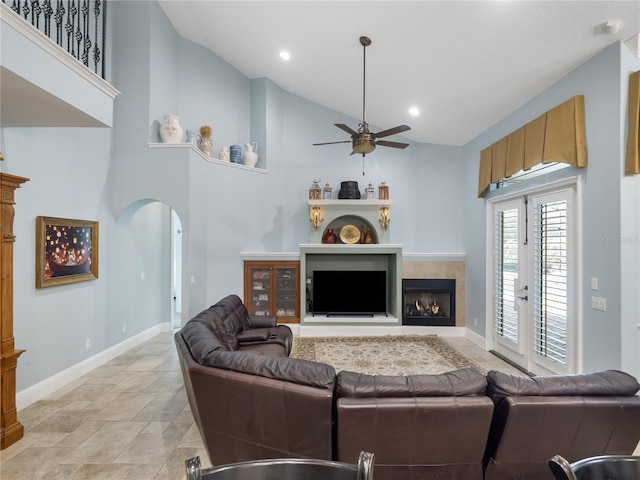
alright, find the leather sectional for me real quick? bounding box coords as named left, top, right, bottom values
left=175, top=295, right=640, bottom=480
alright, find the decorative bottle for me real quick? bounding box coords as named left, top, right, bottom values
left=199, top=125, right=213, bottom=157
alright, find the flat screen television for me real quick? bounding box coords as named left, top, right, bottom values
left=311, top=270, right=387, bottom=316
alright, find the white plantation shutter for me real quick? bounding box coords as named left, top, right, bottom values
left=494, top=207, right=519, bottom=343
left=532, top=197, right=569, bottom=367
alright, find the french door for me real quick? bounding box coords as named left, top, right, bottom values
left=489, top=182, right=579, bottom=375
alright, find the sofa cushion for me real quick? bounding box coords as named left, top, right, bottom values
left=180, top=320, right=227, bottom=364
left=336, top=367, right=487, bottom=398
left=212, top=294, right=249, bottom=334
left=487, top=369, right=640, bottom=397
left=204, top=350, right=336, bottom=389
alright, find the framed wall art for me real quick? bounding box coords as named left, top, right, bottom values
left=36, top=216, right=99, bottom=288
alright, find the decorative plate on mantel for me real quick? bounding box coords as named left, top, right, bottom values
left=339, top=224, right=360, bottom=244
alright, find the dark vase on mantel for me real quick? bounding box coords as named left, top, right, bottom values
left=322, top=228, right=337, bottom=244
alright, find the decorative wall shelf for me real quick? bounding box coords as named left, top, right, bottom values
left=147, top=143, right=268, bottom=174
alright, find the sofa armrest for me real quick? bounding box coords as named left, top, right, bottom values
left=247, top=315, right=277, bottom=329
left=236, top=330, right=270, bottom=343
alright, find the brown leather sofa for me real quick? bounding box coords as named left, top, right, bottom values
left=483, top=369, right=640, bottom=480
left=175, top=295, right=336, bottom=465
left=175, top=296, right=640, bottom=479
left=335, top=368, right=494, bottom=480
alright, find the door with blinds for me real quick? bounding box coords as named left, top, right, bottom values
left=490, top=184, right=578, bottom=375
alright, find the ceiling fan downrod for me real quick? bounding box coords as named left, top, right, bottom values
left=360, top=36, right=371, bottom=133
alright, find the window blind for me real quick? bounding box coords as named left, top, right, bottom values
left=532, top=199, right=568, bottom=366
left=494, top=208, right=519, bottom=343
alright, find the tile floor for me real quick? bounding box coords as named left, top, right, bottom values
left=1, top=332, right=636, bottom=479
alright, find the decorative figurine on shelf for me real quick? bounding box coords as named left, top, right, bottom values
left=219, top=147, right=230, bottom=162
left=159, top=114, right=184, bottom=143
left=199, top=125, right=213, bottom=157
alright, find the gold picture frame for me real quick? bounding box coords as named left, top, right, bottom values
left=36, top=216, right=99, bottom=288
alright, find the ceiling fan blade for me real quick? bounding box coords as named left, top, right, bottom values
left=313, top=140, right=352, bottom=146
left=375, top=124, right=411, bottom=138
left=377, top=140, right=410, bottom=149
left=335, top=123, right=358, bottom=136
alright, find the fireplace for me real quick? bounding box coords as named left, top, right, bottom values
left=402, top=279, right=456, bottom=326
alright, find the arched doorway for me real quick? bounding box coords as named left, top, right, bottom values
left=117, top=200, right=183, bottom=332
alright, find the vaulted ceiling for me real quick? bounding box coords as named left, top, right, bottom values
left=159, top=1, right=640, bottom=146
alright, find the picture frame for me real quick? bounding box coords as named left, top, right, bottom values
left=36, top=216, right=99, bottom=288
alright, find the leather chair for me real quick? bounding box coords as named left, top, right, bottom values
left=484, top=370, right=640, bottom=480
left=334, top=367, right=494, bottom=480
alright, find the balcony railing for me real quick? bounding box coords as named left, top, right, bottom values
left=3, top=0, right=106, bottom=78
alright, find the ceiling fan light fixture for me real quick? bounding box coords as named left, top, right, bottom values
left=409, top=107, right=420, bottom=116
left=352, top=137, right=376, bottom=154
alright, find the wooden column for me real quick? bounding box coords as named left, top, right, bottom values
left=1, top=173, right=29, bottom=449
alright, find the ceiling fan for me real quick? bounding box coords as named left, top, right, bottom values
left=313, top=36, right=411, bottom=158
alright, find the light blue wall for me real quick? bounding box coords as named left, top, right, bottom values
left=620, top=46, right=640, bottom=379
left=4, top=127, right=113, bottom=390
left=463, top=42, right=639, bottom=374
left=3, top=1, right=638, bottom=397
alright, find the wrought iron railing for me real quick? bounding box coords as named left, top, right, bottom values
left=3, top=0, right=107, bottom=79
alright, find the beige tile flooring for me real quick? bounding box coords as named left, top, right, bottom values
left=2, top=332, right=634, bottom=479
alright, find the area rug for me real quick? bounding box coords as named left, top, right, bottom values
left=291, top=335, right=484, bottom=376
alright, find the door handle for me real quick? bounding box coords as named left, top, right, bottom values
left=517, top=295, right=528, bottom=301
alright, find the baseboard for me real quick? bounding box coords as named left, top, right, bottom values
left=464, top=327, right=487, bottom=348
left=16, top=322, right=172, bottom=410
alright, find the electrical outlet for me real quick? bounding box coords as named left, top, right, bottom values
left=474, top=318, right=478, bottom=326
left=85, top=339, right=91, bottom=349
left=122, top=324, right=127, bottom=333
left=140, top=272, right=145, bottom=280
left=591, top=296, right=606, bottom=311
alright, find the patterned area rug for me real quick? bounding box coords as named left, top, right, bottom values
left=291, top=335, right=484, bottom=375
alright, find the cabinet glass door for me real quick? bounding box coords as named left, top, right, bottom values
left=275, top=268, right=297, bottom=317
left=249, top=267, right=271, bottom=316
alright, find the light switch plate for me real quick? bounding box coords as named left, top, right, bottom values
left=591, top=296, right=606, bottom=311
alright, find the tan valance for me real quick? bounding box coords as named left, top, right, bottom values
left=626, top=70, right=640, bottom=175
left=478, top=95, right=587, bottom=198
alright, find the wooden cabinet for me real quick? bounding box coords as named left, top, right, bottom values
left=243, top=261, right=300, bottom=323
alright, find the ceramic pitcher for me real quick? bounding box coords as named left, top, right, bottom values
left=243, top=142, right=258, bottom=167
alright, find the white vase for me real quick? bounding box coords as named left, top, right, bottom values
left=159, top=114, right=183, bottom=144
left=243, top=142, right=258, bottom=167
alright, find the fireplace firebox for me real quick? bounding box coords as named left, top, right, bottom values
left=402, top=279, right=456, bottom=326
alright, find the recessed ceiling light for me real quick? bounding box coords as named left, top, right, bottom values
left=409, top=107, right=420, bottom=116
left=279, top=51, right=291, bottom=61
